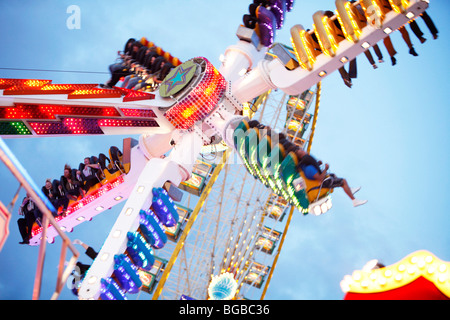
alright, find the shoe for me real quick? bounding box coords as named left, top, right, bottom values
left=353, top=199, right=368, bottom=207
left=433, top=34, right=438, bottom=40
left=19, top=239, right=30, bottom=245
left=372, top=64, right=378, bottom=69
left=409, top=47, right=419, bottom=56
left=391, top=57, right=397, bottom=66
left=420, top=37, right=427, bottom=44
left=378, top=59, right=384, bottom=63
left=344, top=78, right=352, bottom=88
left=351, top=187, right=361, bottom=195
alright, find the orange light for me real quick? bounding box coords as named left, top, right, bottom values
left=68, top=88, right=122, bottom=99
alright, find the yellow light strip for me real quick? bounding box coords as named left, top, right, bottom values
left=307, top=82, right=321, bottom=154
left=151, top=149, right=230, bottom=300
left=342, top=250, right=450, bottom=297
left=260, top=205, right=295, bottom=300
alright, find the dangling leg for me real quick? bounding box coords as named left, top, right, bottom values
left=341, top=179, right=367, bottom=207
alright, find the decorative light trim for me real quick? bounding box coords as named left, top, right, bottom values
left=341, top=250, right=450, bottom=297
left=164, top=57, right=226, bottom=129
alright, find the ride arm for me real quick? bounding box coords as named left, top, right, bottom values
left=229, top=0, right=429, bottom=103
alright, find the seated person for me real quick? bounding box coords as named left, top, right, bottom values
left=295, top=149, right=367, bottom=207
left=17, top=193, right=39, bottom=244
left=41, top=178, right=68, bottom=216
left=121, top=63, right=147, bottom=89
left=153, top=62, right=174, bottom=84
left=60, top=164, right=84, bottom=202
left=108, top=38, right=136, bottom=74
left=101, top=40, right=142, bottom=88
left=135, top=61, right=175, bottom=91
left=78, top=157, right=101, bottom=193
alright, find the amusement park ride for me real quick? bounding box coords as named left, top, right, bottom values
left=0, top=0, right=448, bottom=300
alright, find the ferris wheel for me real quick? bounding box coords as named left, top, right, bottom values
left=0, top=0, right=435, bottom=300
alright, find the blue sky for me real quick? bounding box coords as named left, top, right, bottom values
left=0, top=0, right=449, bottom=300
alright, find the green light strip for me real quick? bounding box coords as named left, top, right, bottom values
left=0, top=121, right=31, bottom=135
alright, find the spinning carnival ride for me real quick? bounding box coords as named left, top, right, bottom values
left=0, top=0, right=447, bottom=300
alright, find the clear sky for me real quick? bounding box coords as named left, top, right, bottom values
left=0, top=0, right=449, bottom=300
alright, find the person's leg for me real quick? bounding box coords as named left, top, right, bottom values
left=421, top=12, right=438, bottom=39
left=409, top=20, right=427, bottom=43
left=364, top=50, right=377, bottom=69
left=348, top=59, right=357, bottom=79
left=383, top=36, right=397, bottom=65
left=341, top=179, right=355, bottom=200
left=337, top=178, right=367, bottom=206
left=373, top=44, right=384, bottom=62
left=17, top=218, right=29, bottom=243
left=399, top=26, right=418, bottom=56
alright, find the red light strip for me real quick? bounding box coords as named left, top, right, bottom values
left=114, top=87, right=155, bottom=102
left=68, top=88, right=123, bottom=99
left=164, top=57, right=226, bottom=129
left=31, top=175, right=125, bottom=237
left=120, top=108, right=157, bottom=118
left=62, top=118, right=104, bottom=134
left=98, top=118, right=158, bottom=127
left=1, top=104, right=120, bottom=120
left=28, top=117, right=159, bottom=135
left=2, top=83, right=99, bottom=95
left=0, top=78, right=52, bottom=90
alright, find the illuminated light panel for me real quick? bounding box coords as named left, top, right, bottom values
left=28, top=117, right=158, bottom=135
left=29, top=121, right=72, bottom=135
left=164, top=57, right=227, bottom=129
left=2, top=83, right=98, bottom=95
left=114, top=87, right=155, bottom=102
left=68, top=88, right=123, bottom=99
left=139, top=209, right=167, bottom=249
left=126, top=231, right=155, bottom=271
left=0, top=78, right=51, bottom=90
left=151, top=187, right=179, bottom=228
left=120, top=108, right=157, bottom=118
left=361, top=41, right=371, bottom=49
left=30, top=175, right=125, bottom=237
left=100, top=277, right=127, bottom=300
left=0, top=121, right=31, bottom=135
left=0, top=104, right=120, bottom=120
left=113, top=254, right=142, bottom=294
left=63, top=118, right=103, bottom=134
left=406, top=12, right=415, bottom=19
left=98, top=118, right=158, bottom=128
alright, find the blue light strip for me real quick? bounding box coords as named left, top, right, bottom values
left=151, top=187, right=179, bottom=227
left=100, top=277, right=127, bottom=300
left=139, top=209, right=167, bottom=249
left=126, top=231, right=155, bottom=271
left=113, top=254, right=142, bottom=294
